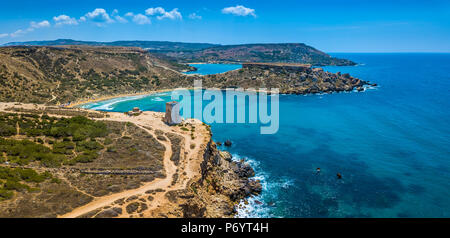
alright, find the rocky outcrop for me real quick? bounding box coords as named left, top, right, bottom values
left=203, top=63, right=373, bottom=95
left=224, top=140, right=232, bottom=147
left=160, top=140, right=261, bottom=218
left=194, top=141, right=262, bottom=216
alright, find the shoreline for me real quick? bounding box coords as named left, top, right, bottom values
left=66, top=88, right=176, bottom=108
left=70, top=85, right=376, bottom=109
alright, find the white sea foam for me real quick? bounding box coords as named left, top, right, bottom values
left=230, top=153, right=293, bottom=218
left=235, top=167, right=296, bottom=218
left=152, top=97, right=164, bottom=102
left=88, top=95, right=147, bottom=110
left=152, top=92, right=170, bottom=97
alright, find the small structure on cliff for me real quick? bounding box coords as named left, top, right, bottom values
left=125, top=107, right=142, bottom=116
left=164, top=101, right=181, bottom=125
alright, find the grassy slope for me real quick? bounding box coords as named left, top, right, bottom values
left=0, top=46, right=195, bottom=104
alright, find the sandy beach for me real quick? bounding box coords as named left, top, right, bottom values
left=65, top=89, right=176, bottom=108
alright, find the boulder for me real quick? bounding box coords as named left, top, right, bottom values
left=107, top=185, right=120, bottom=193
left=126, top=202, right=140, bottom=214
left=219, top=151, right=232, bottom=162
left=224, top=140, right=232, bottom=147
left=233, top=161, right=255, bottom=178
left=95, top=208, right=122, bottom=218
left=248, top=180, right=262, bottom=195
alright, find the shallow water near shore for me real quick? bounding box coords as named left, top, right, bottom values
left=80, top=53, right=450, bottom=217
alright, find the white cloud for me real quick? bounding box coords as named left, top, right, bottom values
left=53, top=15, right=78, bottom=26
left=222, top=5, right=256, bottom=17
left=8, top=20, right=51, bottom=38
left=157, top=8, right=182, bottom=20
left=2, top=7, right=187, bottom=39
left=10, top=29, right=26, bottom=38
left=30, top=20, right=51, bottom=28
left=145, top=7, right=182, bottom=20
left=188, top=13, right=202, bottom=20
left=85, top=8, right=114, bottom=23
left=110, top=9, right=127, bottom=23
left=145, top=7, right=165, bottom=16
left=115, top=15, right=128, bottom=23
left=133, top=14, right=151, bottom=25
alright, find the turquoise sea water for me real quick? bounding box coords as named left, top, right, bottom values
left=183, top=63, right=242, bottom=75
left=81, top=54, right=450, bottom=217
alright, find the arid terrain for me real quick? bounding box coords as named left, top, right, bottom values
left=0, top=103, right=260, bottom=217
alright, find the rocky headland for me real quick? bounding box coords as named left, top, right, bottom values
left=202, top=62, right=375, bottom=94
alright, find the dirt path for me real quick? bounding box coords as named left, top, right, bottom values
left=0, top=104, right=208, bottom=218
left=47, top=82, right=60, bottom=103
left=58, top=112, right=206, bottom=218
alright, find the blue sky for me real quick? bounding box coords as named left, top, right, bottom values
left=1, top=0, right=449, bottom=52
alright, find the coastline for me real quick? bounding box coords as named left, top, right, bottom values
left=66, top=88, right=177, bottom=108
left=67, top=87, right=274, bottom=109
left=70, top=84, right=376, bottom=110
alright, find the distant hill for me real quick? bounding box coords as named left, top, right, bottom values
left=165, top=43, right=356, bottom=66
left=3, top=39, right=356, bottom=66
left=3, top=39, right=100, bottom=47
left=3, top=39, right=218, bottom=52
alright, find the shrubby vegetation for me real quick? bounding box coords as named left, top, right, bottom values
left=0, top=167, right=53, bottom=201
left=0, top=113, right=109, bottom=167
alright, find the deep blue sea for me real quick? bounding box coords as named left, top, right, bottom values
left=183, top=63, right=242, bottom=75
left=81, top=54, right=450, bottom=217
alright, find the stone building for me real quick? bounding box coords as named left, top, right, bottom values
left=164, top=101, right=181, bottom=125
left=125, top=107, right=142, bottom=116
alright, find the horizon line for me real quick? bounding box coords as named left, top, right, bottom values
left=1, top=38, right=449, bottom=54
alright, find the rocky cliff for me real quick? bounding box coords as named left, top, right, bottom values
left=161, top=140, right=262, bottom=218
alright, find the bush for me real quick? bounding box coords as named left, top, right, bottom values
left=0, top=189, right=13, bottom=201
left=76, top=140, right=103, bottom=152
left=4, top=180, right=30, bottom=192
left=104, top=138, right=113, bottom=145
left=53, top=141, right=75, bottom=154
left=0, top=124, right=16, bottom=136
left=74, top=151, right=98, bottom=163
